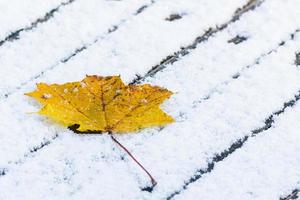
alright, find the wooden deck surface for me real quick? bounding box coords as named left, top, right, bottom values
left=0, top=0, right=300, bottom=199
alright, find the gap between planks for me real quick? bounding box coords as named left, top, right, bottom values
left=281, top=189, right=300, bottom=200
left=0, top=0, right=76, bottom=47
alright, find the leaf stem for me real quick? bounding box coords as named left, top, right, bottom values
left=109, top=133, right=157, bottom=188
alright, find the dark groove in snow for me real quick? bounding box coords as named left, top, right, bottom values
left=228, top=35, right=248, bottom=44
left=165, top=13, right=184, bottom=21
left=295, top=52, right=300, bottom=66
left=2, top=1, right=156, bottom=101
left=130, top=0, right=264, bottom=84
left=135, top=5, right=148, bottom=15
left=0, top=169, right=7, bottom=176
left=134, top=0, right=155, bottom=15
left=0, top=0, right=76, bottom=47
left=12, top=134, right=59, bottom=168
left=29, top=134, right=58, bottom=154
left=281, top=189, right=299, bottom=200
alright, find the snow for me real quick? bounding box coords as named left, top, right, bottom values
left=0, top=0, right=152, bottom=97
left=1, top=0, right=300, bottom=199
left=175, top=101, right=300, bottom=200
left=0, top=0, right=68, bottom=40
left=0, top=0, right=248, bottom=166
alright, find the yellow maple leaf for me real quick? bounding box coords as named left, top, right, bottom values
left=25, top=75, right=174, bottom=133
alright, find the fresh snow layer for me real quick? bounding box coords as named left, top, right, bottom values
left=1, top=0, right=300, bottom=199
left=0, top=0, right=296, bottom=166
left=0, top=0, right=246, bottom=97
left=0, top=0, right=69, bottom=40
left=145, top=0, right=300, bottom=117
left=0, top=0, right=250, bottom=166
left=174, top=101, right=300, bottom=200
left=2, top=31, right=300, bottom=199
left=0, top=0, right=151, bottom=97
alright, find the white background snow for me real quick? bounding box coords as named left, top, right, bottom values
left=0, top=0, right=300, bottom=199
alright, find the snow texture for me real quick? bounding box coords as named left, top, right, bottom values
left=0, top=0, right=300, bottom=199
left=175, top=99, right=300, bottom=200
left=0, top=0, right=69, bottom=40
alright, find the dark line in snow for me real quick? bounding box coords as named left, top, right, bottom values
left=295, top=52, right=300, bottom=66
left=2, top=0, right=156, bottom=101
left=59, top=1, right=157, bottom=64
left=281, top=189, right=299, bottom=200
left=0, top=0, right=76, bottom=47
left=29, top=134, right=58, bottom=154
left=135, top=5, right=148, bottom=15
left=130, top=0, right=264, bottom=84
left=0, top=134, right=60, bottom=176
left=165, top=13, right=184, bottom=21
left=228, top=35, right=248, bottom=44
left=0, top=169, right=7, bottom=176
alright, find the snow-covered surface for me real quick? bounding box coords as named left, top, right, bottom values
left=1, top=0, right=300, bottom=199
left=0, top=0, right=246, bottom=97
left=175, top=100, right=300, bottom=200
left=0, top=0, right=152, bottom=97
left=0, top=0, right=69, bottom=40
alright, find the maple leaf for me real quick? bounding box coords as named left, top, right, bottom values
left=26, top=75, right=173, bottom=133
left=26, top=75, right=174, bottom=188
